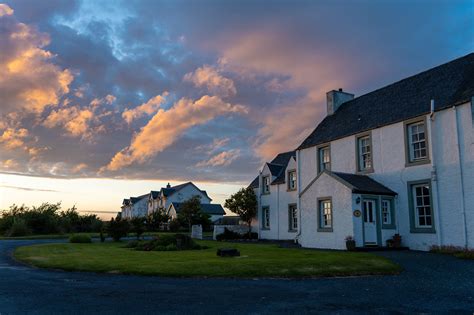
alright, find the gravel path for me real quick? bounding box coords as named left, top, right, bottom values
left=1, top=240, right=473, bottom=314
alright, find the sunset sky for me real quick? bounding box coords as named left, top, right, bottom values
left=0, top=0, right=472, bottom=218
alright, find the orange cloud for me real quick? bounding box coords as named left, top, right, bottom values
left=196, top=149, right=240, bottom=167
left=105, top=95, right=247, bottom=171
left=0, top=4, right=73, bottom=116
left=184, top=65, right=236, bottom=97
left=122, top=92, right=168, bottom=124
left=0, top=127, right=29, bottom=149
left=42, top=107, right=99, bottom=140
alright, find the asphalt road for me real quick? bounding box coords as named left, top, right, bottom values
left=1, top=240, right=473, bottom=314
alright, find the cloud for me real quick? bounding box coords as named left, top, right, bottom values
left=195, top=137, right=230, bottom=153
left=105, top=95, right=247, bottom=171
left=0, top=128, right=29, bottom=149
left=196, top=149, right=240, bottom=167
left=0, top=184, right=59, bottom=192
left=72, top=163, right=87, bottom=173
left=42, top=106, right=105, bottom=141
left=184, top=65, right=236, bottom=97
left=122, top=92, right=168, bottom=124
left=0, top=4, right=73, bottom=115
left=2, top=159, right=19, bottom=169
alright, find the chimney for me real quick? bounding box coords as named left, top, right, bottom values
left=326, top=88, right=354, bottom=115
left=166, top=183, right=171, bottom=188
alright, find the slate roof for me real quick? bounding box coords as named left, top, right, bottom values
left=331, top=172, right=397, bottom=196
left=160, top=182, right=211, bottom=200
left=130, top=194, right=149, bottom=204
left=170, top=202, right=226, bottom=215
left=150, top=191, right=160, bottom=199
left=248, top=176, right=259, bottom=189
left=269, top=151, right=296, bottom=185
left=298, top=53, right=474, bottom=150
left=122, top=199, right=130, bottom=206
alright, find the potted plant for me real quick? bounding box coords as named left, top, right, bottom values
left=392, top=234, right=402, bottom=248
left=345, top=235, right=356, bottom=251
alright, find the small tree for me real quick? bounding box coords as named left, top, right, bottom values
left=225, top=187, right=257, bottom=236
left=107, top=216, right=130, bottom=241
left=130, top=217, right=146, bottom=239
left=146, top=208, right=170, bottom=231
left=178, top=195, right=202, bottom=231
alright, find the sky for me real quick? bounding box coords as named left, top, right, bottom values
left=0, top=0, right=473, bottom=218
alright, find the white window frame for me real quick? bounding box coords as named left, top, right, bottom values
left=262, top=176, right=270, bottom=194
left=408, top=121, right=427, bottom=162
left=288, top=204, right=297, bottom=231
left=319, top=199, right=332, bottom=229
left=412, top=183, right=433, bottom=228
left=381, top=199, right=391, bottom=225
left=262, top=206, right=270, bottom=229
left=318, top=146, right=331, bottom=172
left=358, top=135, right=372, bottom=171
left=288, top=170, right=297, bottom=191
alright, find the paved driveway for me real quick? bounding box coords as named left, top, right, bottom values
left=1, top=240, right=473, bottom=314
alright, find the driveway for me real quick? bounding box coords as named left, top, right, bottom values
left=0, top=240, right=473, bottom=314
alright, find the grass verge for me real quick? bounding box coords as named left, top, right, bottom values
left=14, top=240, right=401, bottom=278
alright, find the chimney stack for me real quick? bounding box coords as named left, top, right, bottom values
left=326, top=89, right=354, bottom=115
left=166, top=183, right=171, bottom=188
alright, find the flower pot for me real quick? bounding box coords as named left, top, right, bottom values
left=346, top=240, right=356, bottom=251
left=393, top=234, right=402, bottom=248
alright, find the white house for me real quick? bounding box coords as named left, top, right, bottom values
left=250, top=151, right=298, bottom=240
left=167, top=202, right=226, bottom=223
left=121, top=194, right=148, bottom=219
left=147, top=182, right=212, bottom=215
left=249, top=53, right=474, bottom=251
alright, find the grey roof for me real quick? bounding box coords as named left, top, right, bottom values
left=130, top=194, right=149, bottom=204
left=122, top=199, right=130, bottom=206
left=170, top=202, right=226, bottom=215
left=161, top=182, right=211, bottom=200
left=298, top=53, right=474, bottom=150
left=150, top=191, right=160, bottom=199
left=248, top=176, right=259, bottom=189
left=267, top=163, right=284, bottom=177
left=331, top=172, right=397, bottom=196
left=270, top=151, right=296, bottom=185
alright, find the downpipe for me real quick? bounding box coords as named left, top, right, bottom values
left=429, top=99, right=442, bottom=246
left=295, top=150, right=302, bottom=244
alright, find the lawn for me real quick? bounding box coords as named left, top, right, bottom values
left=14, top=240, right=401, bottom=278
left=0, top=231, right=213, bottom=240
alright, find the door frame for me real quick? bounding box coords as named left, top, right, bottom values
left=361, top=195, right=382, bottom=246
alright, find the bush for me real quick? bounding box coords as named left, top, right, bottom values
left=107, top=217, right=130, bottom=241
left=215, top=228, right=257, bottom=241
left=168, top=219, right=181, bottom=232
left=430, top=245, right=474, bottom=260
left=132, top=234, right=207, bottom=251
left=69, top=234, right=92, bottom=243
left=6, top=219, right=30, bottom=237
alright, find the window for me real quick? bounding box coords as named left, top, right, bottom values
left=357, top=135, right=372, bottom=171
left=408, top=180, right=435, bottom=233
left=406, top=121, right=428, bottom=163
left=288, top=204, right=297, bottom=231
left=318, top=199, right=333, bottom=231
left=318, top=145, right=331, bottom=172
left=262, top=206, right=270, bottom=229
left=381, top=199, right=391, bottom=225
left=287, top=170, right=297, bottom=191
left=413, top=183, right=432, bottom=228
left=262, top=176, right=270, bottom=194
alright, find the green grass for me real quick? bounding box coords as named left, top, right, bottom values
left=14, top=240, right=401, bottom=278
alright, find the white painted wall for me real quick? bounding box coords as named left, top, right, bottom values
left=298, top=102, right=474, bottom=250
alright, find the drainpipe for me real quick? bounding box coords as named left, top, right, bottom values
left=277, top=184, right=280, bottom=240
left=258, top=170, right=262, bottom=239
left=296, top=150, right=302, bottom=244
left=453, top=105, right=468, bottom=248
left=428, top=99, right=442, bottom=246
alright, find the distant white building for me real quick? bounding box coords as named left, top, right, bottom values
left=121, top=194, right=148, bottom=219
left=248, top=53, right=474, bottom=251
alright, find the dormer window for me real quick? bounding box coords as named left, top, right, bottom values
left=262, top=176, right=270, bottom=194
left=287, top=170, right=296, bottom=191
left=318, top=145, right=331, bottom=173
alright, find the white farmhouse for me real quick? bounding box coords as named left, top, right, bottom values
left=250, top=151, right=298, bottom=240
left=147, top=182, right=212, bottom=215
left=121, top=194, right=148, bottom=219
left=249, top=53, right=474, bottom=251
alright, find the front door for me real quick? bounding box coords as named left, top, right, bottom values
left=363, top=200, right=377, bottom=245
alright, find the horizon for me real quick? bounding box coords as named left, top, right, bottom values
left=1, top=0, right=473, bottom=218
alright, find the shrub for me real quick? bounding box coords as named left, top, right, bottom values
left=133, top=234, right=206, bottom=251
left=168, top=219, right=181, bottom=232
left=216, top=228, right=258, bottom=241
left=6, top=219, right=30, bottom=237
left=107, top=217, right=130, bottom=241
left=130, top=217, right=146, bottom=239
left=69, top=234, right=92, bottom=243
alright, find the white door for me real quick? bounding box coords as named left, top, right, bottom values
left=363, top=200, right=377, bottom=245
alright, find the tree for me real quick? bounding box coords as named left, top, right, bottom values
left=146, top=208, right=170, bottom=231
left=225, top=187, right=257, bottom=236
left=177, top=195, right=203, bottom=231
left=130, top=217, right=146, bottom=239
left=107, top=216, right=130, bottom=241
